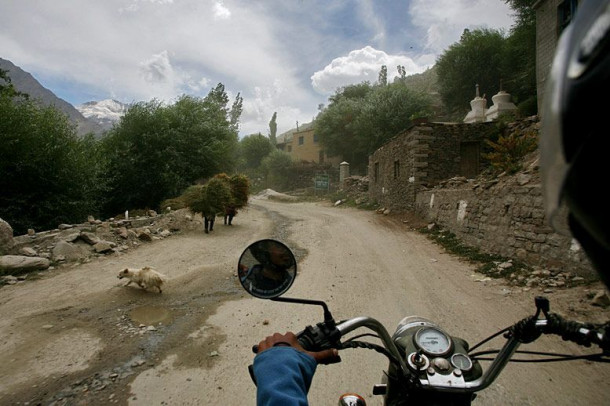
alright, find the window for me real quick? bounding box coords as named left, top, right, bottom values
left=299, top=136, right=304, bottom=145
left=394, top=160, right=400, bottom=179
left=558, top=0, right=578, bottom=35
left=313, top=133, right=319, bottom=143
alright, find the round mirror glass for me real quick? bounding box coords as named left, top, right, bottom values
left=238, top=239, right=297, bottom=299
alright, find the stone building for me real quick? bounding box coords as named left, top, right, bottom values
left=276, top=121, right=343, bottom=166
left=368, top=120, right=497, bottom=211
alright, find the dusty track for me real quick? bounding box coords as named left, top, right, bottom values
left=0, top=198, right=608, bottom=405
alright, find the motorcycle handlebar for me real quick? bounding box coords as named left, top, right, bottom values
left=249, top=299, right=608, bottom=392
left=541, top=314, right=608, bottom=351
left=251, top=315, right=608, bottom=355
left=251, top=335, right=311, bottom=354
left=250, top=329, right=329, bottom=354
left=510, top=311, right=609, bottom=352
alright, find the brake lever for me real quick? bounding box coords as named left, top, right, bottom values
left=248, top=364, right=257, bottom=386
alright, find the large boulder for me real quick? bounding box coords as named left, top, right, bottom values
left=0, top=218, right=14, bottom=255
left=52, top=240, right=91, bottom=262
left=0, top=255, right=50, bottom=274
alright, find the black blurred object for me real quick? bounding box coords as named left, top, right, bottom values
left=540, top=0, right=610, bottom=289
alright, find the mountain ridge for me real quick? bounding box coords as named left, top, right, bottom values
left=0, top=57, right=105, bottom=137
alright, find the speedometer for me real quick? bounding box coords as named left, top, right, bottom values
left=414, top=327, right=452, bottom=356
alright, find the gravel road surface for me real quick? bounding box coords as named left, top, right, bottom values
left=1, top=197, right=608, bottom=405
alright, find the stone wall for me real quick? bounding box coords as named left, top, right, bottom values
left=286, top=163, right=340, bottom=192
left=368, top=116, right=596, bottom=279
left=413, top=158, right=595, bottom=279
left=368, top=121, right=497, bottom=210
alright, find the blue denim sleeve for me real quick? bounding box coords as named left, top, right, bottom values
left=253, top=347, right=317, bottom=406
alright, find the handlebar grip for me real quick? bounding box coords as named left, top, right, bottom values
left=545, top=313, right=610, bottom=351
left=252, top=344, right=259, bottom=354
left=297, top=331, right=315, bottom=351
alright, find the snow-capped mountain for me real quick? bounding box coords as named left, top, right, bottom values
left=76, top=99, right=130, bottom=132
left=1, top=57, right=105, bottom=137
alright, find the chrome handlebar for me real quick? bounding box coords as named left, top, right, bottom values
left=335, top=316, right=608, bottom=394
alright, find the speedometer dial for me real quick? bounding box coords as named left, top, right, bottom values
left=414, top=327, right=452, bottom=356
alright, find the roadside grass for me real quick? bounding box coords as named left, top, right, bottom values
left=327, top=190, right=378, bottom=210
left=418, top=224, right=532, bottom=281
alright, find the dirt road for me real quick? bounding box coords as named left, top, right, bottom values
left=1, top=197, right=608, bottom=405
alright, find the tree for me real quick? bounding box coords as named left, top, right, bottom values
left=101, top=86, right=239, bottom=216
left=315, top=81, right=432, bottom=173
left=315, top=83, right=372, bottom=172
left=260, top=150, right=294, bottom=191
left=378, top=65, right=388, bottom=86
left=436, top=28, right=507, bottom=117
left=356, top=82, right=432, bottom=153
left=504, top=0, right=536, bottom=27
left=239, top=133, right=274, bottom=169
left=503, top=0, right=537, bottom=115
left=229, top=92, right=243, bottom=133
left=315, top=96, right=367, bottom=171
left=329, top=82, right=373, bottom=103
left=268, top=112, right=277, bottom=145
left=0, top=76, right=106, bottom=234
left=395, top=65, right=407, bottom=82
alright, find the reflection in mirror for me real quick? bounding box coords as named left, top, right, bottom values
left=238, top=239, right=297, bottom=299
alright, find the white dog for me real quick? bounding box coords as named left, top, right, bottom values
left=118, top=267, right=167, bottom=293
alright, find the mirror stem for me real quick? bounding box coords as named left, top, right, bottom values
left=271, top=297, right=334, bottom=322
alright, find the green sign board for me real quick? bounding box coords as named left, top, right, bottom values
left=314, top=174, right=330, bottom=190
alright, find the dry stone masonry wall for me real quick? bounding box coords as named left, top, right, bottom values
left=368, top=117, right=596, bottom=280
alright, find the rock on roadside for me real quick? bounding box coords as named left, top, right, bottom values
left=0, top=255, right=50, bottom=274
left=0, top=218, right=14, bottom=255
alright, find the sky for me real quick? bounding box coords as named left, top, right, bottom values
left=0, top=0, right=515, bottom=137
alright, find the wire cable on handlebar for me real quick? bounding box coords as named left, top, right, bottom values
left=468, top=327, right=511, bottom=353
left=341, top=334, right=421, bottom=389
left=471, top=349, right=609, bottom=363
left=340, top=340, right=403, bottom=368
left=343, top=333, right=381, bottom=343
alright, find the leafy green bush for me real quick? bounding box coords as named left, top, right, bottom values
left=483, top=130, right=537, bottom=175
left=0, top=73, right=107, bottom=234
left=101, top=89, right=240, bottom=217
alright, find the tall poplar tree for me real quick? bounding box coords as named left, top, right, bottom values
left=268, top=112, right=277, bottom=145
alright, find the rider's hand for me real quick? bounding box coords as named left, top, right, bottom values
left=256, top=331, right=341, bottom=365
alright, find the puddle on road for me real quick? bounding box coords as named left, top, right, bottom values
left=130, top=306, right=173, bottom=325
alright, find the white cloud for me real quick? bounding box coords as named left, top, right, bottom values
left=239, top=79, right=317, bottom=136
left=311, top=46, right=427, bottom=95
left=409, top=0, right=513, bottom=53
left=0, top=0, right=514, bottom=136
left=213, top=1, right=231, bottom=20
left=136, top=50, right=215, bottom=101
left=140, top=50, right=174, bottom=83
left=119, top=0, right=174, bottom=13
left=198, top=77, right=211, bottom=89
